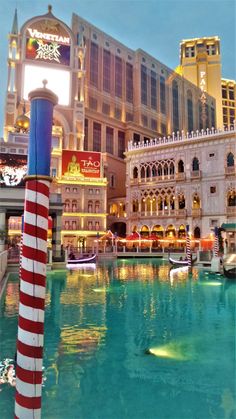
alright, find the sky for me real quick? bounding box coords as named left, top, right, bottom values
left=0, top=0, right=235, bottom=137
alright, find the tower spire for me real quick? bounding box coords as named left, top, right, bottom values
left=11, top=8, right=18, bottom=35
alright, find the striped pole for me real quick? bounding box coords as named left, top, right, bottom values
left=15, top=81, right=57, bottom=419
left=213, top=227, right=219, bottom=257
left=19, top=215, right=24, bottom=281
left=186, top=225, right=192, bottom=268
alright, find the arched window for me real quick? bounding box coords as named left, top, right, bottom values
left=152, top=224, right=164, bottom=238
left=146, top=166, right=151, bottom=179
left=152, top=166, right=157, bottom=177
left=227, top=152, right=235, bottom=167
left=178, top=194, right=185, bottom=209
left=194, top=226, right=201, bottom=239
left=187, top=90, right=193, bottom=132
left=228, top=191, right=236, bottom=206
left=152, top=197, right=157, bottom=212
left=132, top=200, right=139, bottom=212
left=192, top=194, right=200, bottom=209
left=178, top=225, right=186, bottom=238
left=164, top=163, right=168, bottom=176
left=133, top=167, right=138, bottom=178
left=72, top=200, right=77, bottom=212
left=95, top=201, right=100, bottom=213
left=169, top=162, right=175, bottom=175
left=178, top=160, right=184, bottom=173
left=158, top=164, right=162, bottom=177
left=146, top=197, right=151, bottom=212
left=166, top=224, right=176, bottom=238
left=64, top=199, right=70, bottom=212
left=141, top=198, right=146, bottom=212
left=88, top=200, right=93, bottom=213
left=172, top=80, right=179, bottom=132
left=141, top=167, right=145, bottom=178
left=192, top=157, right=199, bottom=171
left=169, top=195, right=175, bottom=210
left=158, top=196, right=163, bottom=210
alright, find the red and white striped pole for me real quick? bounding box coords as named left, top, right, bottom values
left=213, top=227, right=219, bottom=257
left=15, top=81, right=57, bottom=419
left=186, top=225, right=192, bottom=268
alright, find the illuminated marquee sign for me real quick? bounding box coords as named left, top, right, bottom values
left=62, top=150, right=101, bottom=178
left=0, top=154, right=27, bottom=187
left=25, top=20, right=71, bottom=66
left=199, top=70, right=207, bottom=123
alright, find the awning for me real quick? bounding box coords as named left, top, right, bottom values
left=221, top=223, right=236, bottom=232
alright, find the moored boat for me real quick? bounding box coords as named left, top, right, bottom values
left=168, top=254, right=197, bottom=266
left=67, top=253, right=97, bottom=265
left=222, top=253, right=236, bottom=280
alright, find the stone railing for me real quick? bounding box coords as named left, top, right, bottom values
left=127, top=122, right=236, bottom=151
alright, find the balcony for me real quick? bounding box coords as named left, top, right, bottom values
left=225, top=166, right=236, bottom=176
left=191, top=170, right=201, bottom=180
left=175, top=173, right=186, bottom=181
left=175, top=209, right=187, bottom=218
left=192, top=208, right=202, bottom=217
left=226, top=206, right=236, bottom=216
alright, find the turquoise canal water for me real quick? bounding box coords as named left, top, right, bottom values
left=0, top=259, right=235, bottom=419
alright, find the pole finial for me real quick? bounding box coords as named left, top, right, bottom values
left=48, top=4, right=52, bottom=13
left=42, top=79, right=48, bottom=89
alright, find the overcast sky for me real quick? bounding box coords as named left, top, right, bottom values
left=0, top=0, right=235, bottom=136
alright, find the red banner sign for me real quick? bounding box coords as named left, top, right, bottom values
left=62, top=150, right=101, bottom=178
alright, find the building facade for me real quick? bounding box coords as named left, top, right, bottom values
left=3, top=6, right=234, bottom=249
left=180, top=36, right=236, bottom=129
left=125, top=124, right=236, bottom=243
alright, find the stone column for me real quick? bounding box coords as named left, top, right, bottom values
left=0, top=210, right=7, bottom=252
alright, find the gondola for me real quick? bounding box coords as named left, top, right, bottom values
left=67, top=253, right=97, bottom=265
left=222, top=254, right=236, bottom=280
left=168, top=254, right=197, bottom=266
left=223, top=266, right=236, bottom=280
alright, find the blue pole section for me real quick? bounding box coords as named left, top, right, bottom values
left=27, top=82, right=58, bottom=178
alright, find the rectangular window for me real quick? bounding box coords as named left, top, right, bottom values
left=222, top=88, right=227, bottom=99
left=106, top=126, right=114, bottom=154
left=102, top=103, right=110, bottom=115
left=103, top=49, right=111, bottom=93
left=210, top=186, right=216, bottom=194
left=51, top=168, right=57, bottom=177
left=126, top=63, right=133, bottom=103
left=89, top=96, right=97, bottom=110
left=93, top=122, right=101, bottom=151
left=161, top=123, right=166, bottom=135
left=84, top=118, right=88, bottom=150
left=90, top=42, right=99, bottom=87
left=206, top=44, right=216, bottom=55
left=229, top=89, right=234, bottom=100
left=151, top=119, right=157, bottom=131
left=151, top=70, right=157, bottom=110
left=115, top=56, right=122, bottom=98
left=133, top=133, right=140, bottom=144
left=126, top=112, right=133, bottom=122
left=172, top=82, right=179, bottom=132
left=185, top=46, right=195, bottom=57
left=141, top=64, right=147, bottom=105
left=118, top=130, right=125, bottom=159
left=114, top=107, right=121, bottom=120
left=160, top=76, right=166, bottom=114
left=141, top=114, right=148, bottom=127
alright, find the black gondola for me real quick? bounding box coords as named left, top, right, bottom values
left=67, top=253, right=97, bottom=265
left=223, top=266, right=236, bottom=280
left=168, top=254, right=197, bottom=266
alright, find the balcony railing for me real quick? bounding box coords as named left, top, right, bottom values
left=175, top=173, right=186, bottom=181
left=131, top=209, right=187, bottom=218
left=128, top=122, right=236, bottom=151
left=225, top=166, right=236, bottom=176
left=226, top=206, right=236, bottom=216
left=191, top=170, right=201, bottom=179
left=192, top=208, right=202, bottom=217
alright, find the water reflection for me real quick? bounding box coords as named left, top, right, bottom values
left=0, top=261, right=235, bottom=419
